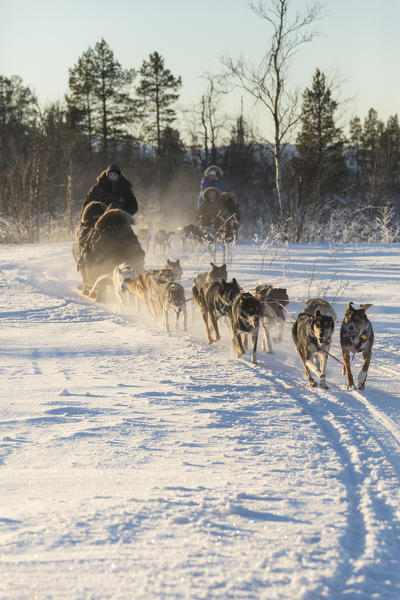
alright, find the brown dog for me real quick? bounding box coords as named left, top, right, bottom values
left=340, top=302, right=374, bottom=390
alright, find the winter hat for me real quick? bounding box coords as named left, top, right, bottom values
left=106, top=164, right=121, bottom=175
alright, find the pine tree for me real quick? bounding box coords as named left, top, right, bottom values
left=66, top=48, right=96, bottom=159
left=135, top=51, right=182, bottom=153
left=67, top=39, right=135, bottom=159
left=91, top=39, right=136, bottom=157
left=296, top=68, right=346, bottom=209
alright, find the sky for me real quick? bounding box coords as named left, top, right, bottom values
left=1, top=0, right=399, bottom=139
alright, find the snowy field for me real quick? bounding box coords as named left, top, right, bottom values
left=1, top=238, right=400, bottom=599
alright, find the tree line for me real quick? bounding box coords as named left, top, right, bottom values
left=1, top=1, right=399, bottom=243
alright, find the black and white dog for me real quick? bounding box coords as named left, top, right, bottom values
left=193, top=278, right=241, bottom=344
left=292, top=298, right=336, bottom=388
left=230, top=292, right=262, bottom=363
left=255, top=284, right=289, bottom=354
left=340, top=302, right=374, bottom=390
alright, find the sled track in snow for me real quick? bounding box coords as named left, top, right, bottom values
left=240, top=356, right=400, bottom=597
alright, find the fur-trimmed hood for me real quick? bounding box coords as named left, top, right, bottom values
left=202, top=186, right=221, bottom=203
left=81, top=201, right=107, bottom=225
left=94, top=207, right=132, bottom=232
left=204, top=165, right=223, bottom=178
left=96, top=170, right=132, bottom=187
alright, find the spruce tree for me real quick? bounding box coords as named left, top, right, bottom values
left=135, top=51, right=182, bottom=153
left=91, top=38, right=136, bottom=157
left=67, top=39, right=135, bottom=159
left=66, top=48, right=96, bottom=159
left=296, top=68, right=346, bottom=209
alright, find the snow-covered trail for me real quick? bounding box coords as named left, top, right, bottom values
left=1, top=241, right=400, bottom=599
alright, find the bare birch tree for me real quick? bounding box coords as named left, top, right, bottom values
left=222, top=0, right=323, bottom=218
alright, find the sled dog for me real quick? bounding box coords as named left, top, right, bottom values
left=153, top=229, right=175, bottom=254
left=292, top=298, right=336, bottom=389
left=230, top=291, right=262, bottom=363
left=112, top=263, right=137, bottom=311
left=340, top=302, right=374, bottom=390
left=157, top=280, right=187, bottom=332
left=255, top=284, right=289, bottom=354
left=192, top=263, right=228, bottom=318
left=164, top=258, right=183, bottom=281
left=193, top=278, right=240, bottom=344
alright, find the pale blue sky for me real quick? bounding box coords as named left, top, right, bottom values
left=1, top=0, right=398, bottom=139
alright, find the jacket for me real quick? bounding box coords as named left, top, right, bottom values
left=82, top=171, right=138, bottom=216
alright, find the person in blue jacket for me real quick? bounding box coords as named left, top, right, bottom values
left=198, top=165, right=228, bottom=208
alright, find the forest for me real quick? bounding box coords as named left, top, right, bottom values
left=1, top=21, right=399, bottom=245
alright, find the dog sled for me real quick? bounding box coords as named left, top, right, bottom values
left=75, top=207, right=145, bottom=299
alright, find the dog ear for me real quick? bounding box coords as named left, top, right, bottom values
left=210, top=262, right=216, bottom=268
left=167, top=259, right=171, bottom=265
left=360, top=303, right=373, bottom=312
left=346, top=301, right=355, bottom=313
left=177, top=258, right=180, bottom=264
left=315, top=310, right=321, bottom=317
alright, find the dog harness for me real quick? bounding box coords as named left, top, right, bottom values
left=340, top=321, right=372, bottom=353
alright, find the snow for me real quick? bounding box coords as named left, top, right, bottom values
left=1, top=239, right=400, bottom=599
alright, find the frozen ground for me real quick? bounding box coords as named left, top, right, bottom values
left=0, top=239, right=400, bottom=599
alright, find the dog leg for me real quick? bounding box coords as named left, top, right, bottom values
left=209, top=312, right=221, bottom=342
left=273, top=319, right=284, bottom=344
left=357, top=349, right=371, bottom=390
left=262, top=319, right=274, bottom=354
left=242, top=333, right=248, bottom=352
left=233, top=332, right=246, bottom=358
left=182, top=305, right=187, bottom=332
left=175, top=309, right=180, bottom=331
left=342, top=349, right=354, bottom=389
left=251, top=330, right=259, bottom=364
left=163, top=306, right=170, bottom=332
left=297, top=351, right=317, bottom=387
left=318, top=350, right=329, bottom=389
left=200, top=308, right=213, bottom=344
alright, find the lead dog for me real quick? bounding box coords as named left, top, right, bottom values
left=292, top=298, right=336, bottom=389
left=340, top=302, right=374, bottom=390
left=193, top=278, right=240, bottom=344
left=255, top=284, right=289, bottom=354
left=230, top=292, right=262, bottom=363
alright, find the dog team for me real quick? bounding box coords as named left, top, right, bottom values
left=86, top=258, right=374, bottom=392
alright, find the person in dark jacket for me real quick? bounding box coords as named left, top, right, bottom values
left=196, top=187, right=223, bottom=228
left=82, top=164, right=138, bottom=217
left=198, top=165, right=228, bottom=208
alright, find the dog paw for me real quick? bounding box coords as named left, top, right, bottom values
left=265, top=350, right=275, bottom=355
left=320, top=382, right=329, bottom=390
left=309, top=379, right=318, bottom=388
left=357, top=383, right=366, bottom=390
